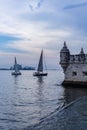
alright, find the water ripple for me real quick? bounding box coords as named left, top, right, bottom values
left=0, top=71, right=87, bottom=130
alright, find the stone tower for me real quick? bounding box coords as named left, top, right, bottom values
left=60, top=41, right=70, bottom=72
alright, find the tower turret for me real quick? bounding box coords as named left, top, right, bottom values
left=60, top=41, right=70, bottom=72
left=79, top=48, right=85, bottom=62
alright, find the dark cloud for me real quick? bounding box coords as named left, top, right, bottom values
left=36, top=0, right=44, bottom=9
left=29, top=4, right=33, bottom=11
left=29, top=0, right=44, bottom=11
left=64, top=2, right=87, bottom=10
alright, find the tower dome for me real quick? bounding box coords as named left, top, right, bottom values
left=60, top=41, right=70, bottom=55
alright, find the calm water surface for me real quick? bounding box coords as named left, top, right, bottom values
left=0, top=70, right=87, bottom=130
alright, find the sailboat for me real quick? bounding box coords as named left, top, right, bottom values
left=12, top=57, right=22, bottom=75
left=33, top=50, right=48, bottom=76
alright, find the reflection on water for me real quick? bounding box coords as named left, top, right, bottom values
left=13, top=75, right=18, bottom=85
left=64, top=86, right=87, bottom=104
left=37, top=77, right=44, bottom=120
left=37, top=76, right=44, bottom=102
left=37, top=76, right=44, bottom=84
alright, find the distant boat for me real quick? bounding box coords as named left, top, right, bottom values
left=12, top=57, right=21, bottom=76
left=33, top=50, right=48, bottom=76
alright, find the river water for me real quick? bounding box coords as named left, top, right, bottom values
left=0, top=70, right=87, bottom=130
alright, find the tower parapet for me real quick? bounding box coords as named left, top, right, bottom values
left=60, top=41, right=70, bottom=72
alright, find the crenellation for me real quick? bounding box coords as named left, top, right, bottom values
left=73, top=55, right=80, bottom=63
left=69, top=55, right=75, bottom=63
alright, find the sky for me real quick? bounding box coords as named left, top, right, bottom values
left=0, top=0, right=87, bottom=69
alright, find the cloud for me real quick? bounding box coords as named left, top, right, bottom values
left=0, top=33, right=22, bottom=43
left=64, top=2, right=87, bottom=10
left=29, top=0, right=44, bottom=11
left=0, top=0, right=87, bottom=68
left=0, top=33, right=24, bottom=52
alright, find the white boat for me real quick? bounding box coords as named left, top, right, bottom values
left=12, top=57, right=21, bottom=76
left=33, top=50, right=48, bottom=76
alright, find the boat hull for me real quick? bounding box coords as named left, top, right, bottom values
left=33, top=72, right=48, bottom=76
left=12, top=72, right=22, bottom=76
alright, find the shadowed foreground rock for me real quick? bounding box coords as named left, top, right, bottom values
left=25, top=96, right=87, bottom=130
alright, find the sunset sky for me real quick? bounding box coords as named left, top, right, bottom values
left=0, top=0, right=87, bottom=69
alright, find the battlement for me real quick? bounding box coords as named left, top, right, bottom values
left=69, top=48, right=86, bottom=63
left=69, top=54, right=87, bottom=64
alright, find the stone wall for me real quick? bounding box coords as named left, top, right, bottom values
left=65, top=63, right=87, bottom=82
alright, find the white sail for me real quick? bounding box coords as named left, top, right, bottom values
left=37, top=50, right=43, bottom=72
left=33, top=49, right=48, bottom=76
left=12, top=57, right=21, bottom=75
left=14, top=57, right=19, bottom=72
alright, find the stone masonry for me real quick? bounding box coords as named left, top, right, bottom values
left=60, top=41, right=87, bottom=86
